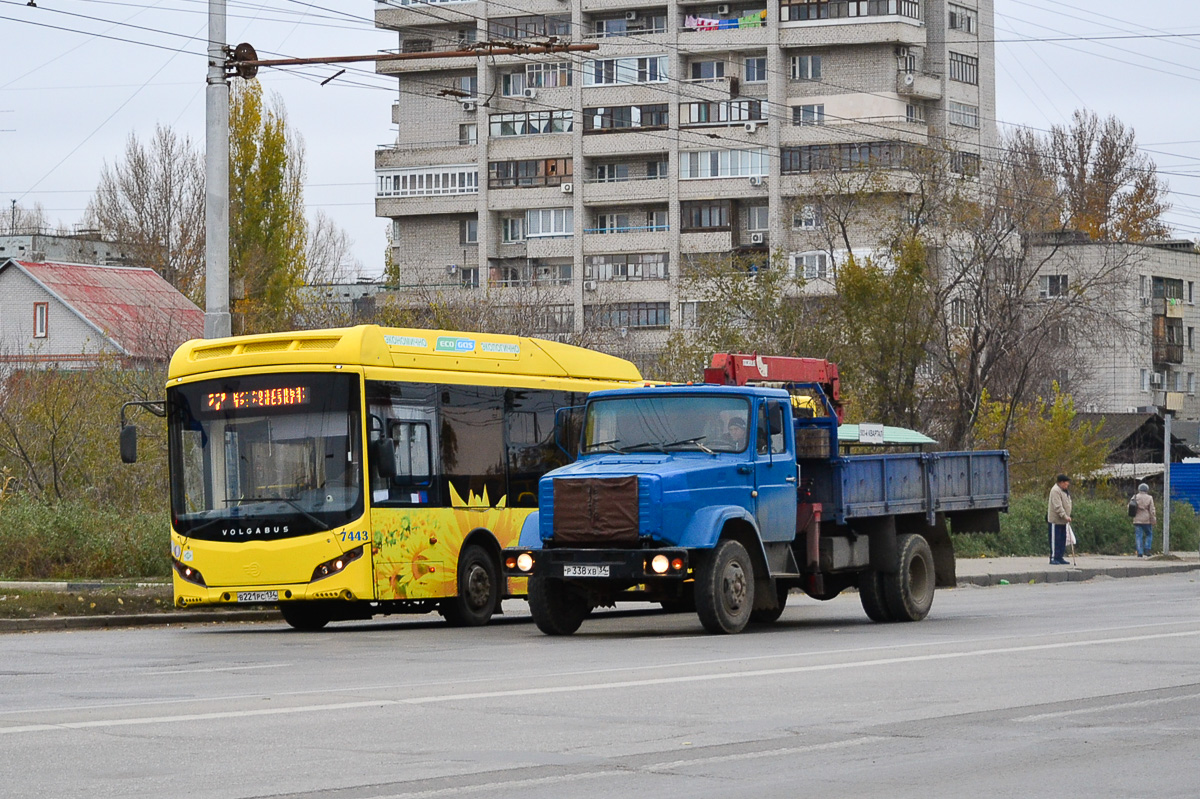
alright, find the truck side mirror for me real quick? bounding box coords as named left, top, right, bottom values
left=555, top=405, right=585, bottom=458
left=120, top=424, right=138, bottom=464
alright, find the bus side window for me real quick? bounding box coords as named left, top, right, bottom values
left=390, top=420, right=431, bottom=486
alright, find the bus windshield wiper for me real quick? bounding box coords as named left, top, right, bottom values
left=225, top=496, right=329, bottom=531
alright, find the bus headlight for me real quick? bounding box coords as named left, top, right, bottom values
left=311, top=546, right=364, bottom=582
left=172, top=559, right=207, bottom=587
left=516, top=553, right=534, bottom=573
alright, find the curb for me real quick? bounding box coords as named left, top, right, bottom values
left=0, top=609, right=280, bottom=633
left=955, top=562, right=1200, bottom=587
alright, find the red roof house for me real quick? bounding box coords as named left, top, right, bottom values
left=0, top=259, right=203, bottom=365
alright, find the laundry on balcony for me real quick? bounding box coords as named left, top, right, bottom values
left=684, top=10, right=766, bottom=30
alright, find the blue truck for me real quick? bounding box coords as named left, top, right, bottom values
left=503, top=354, right=1009, bottom=635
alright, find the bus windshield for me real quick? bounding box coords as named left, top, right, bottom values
left=583, top=394, right=752, bottom=454
left=168, top=373, right=363, bottom=541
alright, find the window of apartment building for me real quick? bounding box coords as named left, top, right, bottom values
left=948, top=101, right=980, bottom=128
left=489, top=15, right=571, bottom=39
left=792, top=204, right=823, bottom=229
left=948, top=4, right=977, bottom=34
left=583, top=104, right=669, bottom=133
left=526, top=208, right=573, bottom=238
left=489, top=110, right=573, bottom=137
left=594, top=14, right=666, bottom=35
left=1189, top=327, right=1195, bottom=350
left=534, top=304, right=575, bottom=334
left=780, top=0, right=920, bottom=22
left=781, top=141, right=903, bottom=173
left=951, top=150, right=981, bottom=176
left=948, top=52, right=979, bottom=85
left=1140, top=368, right=1150, bottom=392
left=680, top=148, right=769, bottom=179
left=949, top=297, right=970, bottom=328
left=585, top=56, right=669, bottom=86
left=34, top=302, right=48, bottom=338
left=459, top=124, right=477, bottom=145
left=795, top=252, right=830, bottom=280
left=648, top=209, right=669, bottom=230
left=1049, top=323, right=1069, bottom=345
left=501, top=71, right=528, bottom=97
left=790, top=54, right=822, bottom=80
left=585, top=301, right=670, bottom=328
left=1039, top=274, right=1068, bottom=299
left=502, top=62, right=572, bottom=95
left=792, top=104, right=826, bottom=126
left=488, top=157, right=572, bottom=188
left=744, top=57, right=767, bottom=83
left=747, top=205, right=769, bottom=231
left=690, top=60, right=725, bottom=81
left=679, top=301, right=701, bottom=329
left=647, top=160, right=670, bottom=179
left=403, top=37, right=433, bottom=53
left=460, top=218, right=478, bottom=245
left=535, top=260, right=573, bottom=284
left=683, top=100, right=765, bottom=125
left=594, top=213, right=631, bottom=233
left=906, top=103, right=924, bottom=123
left=1190, top=373, right=1196, bottom=395
left=681, top=201, right=732, bottom=231
left=501, top=216, right=525, bottom=243
left=456, top=27, right=477, bottom=45
left=460, top=267, right=480, bottom=288
left=456, top=74, right=478, bottom=96
left=594, top=163, right=630, bottom=182
left=1138, top=274, right=1148, bottom=298
left=585, top=253, right=669, bottom=282
left=378, top=166, right=479, bottom=198
left=1152, top=276, right=1184, bottom=300
left=1190, top=281, right=1195, bottom=304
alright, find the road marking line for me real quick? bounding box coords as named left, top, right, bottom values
left=3, top=629, right=1198, bottom=736
left=356, top=737, right=887, bottom=798
left=140, top=663, right=291, bottom=676
left=1014, top=692, right=1200, bottom=722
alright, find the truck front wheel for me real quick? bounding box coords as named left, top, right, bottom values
left=882, top=533, right=935, bottom=622
left=528, top=575, right=589, bottom=635
left=696, top=539, right=756, bottom=634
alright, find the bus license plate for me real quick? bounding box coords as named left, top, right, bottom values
left=236, top=591, right=278, bottom=603
left=563, top=564, right=609, bottom=578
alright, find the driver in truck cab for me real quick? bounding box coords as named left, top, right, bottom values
left=724, top=416, right=747, bottom=451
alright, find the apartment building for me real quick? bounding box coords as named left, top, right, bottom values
left=373, top=0, right=996, bottom=360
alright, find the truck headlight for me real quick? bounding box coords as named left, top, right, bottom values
left=650, top=554, right=670, bottom=574
left=516, top=553, right=534, bottom=573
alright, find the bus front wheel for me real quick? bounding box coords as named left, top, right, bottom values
left=440, top=544, right=499, bottom=627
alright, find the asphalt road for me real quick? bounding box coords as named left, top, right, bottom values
left=2, top=573, right=1198, bottom=799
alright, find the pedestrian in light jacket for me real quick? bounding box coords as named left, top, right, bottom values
left=1047, top=474, right=1072, bottom=565
left=1132, top=483, right=1156, bottom=558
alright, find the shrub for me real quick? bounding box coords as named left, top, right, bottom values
left=952, top=492, right=1200, bottom=557
left=0, top=496, right=170, bottom=580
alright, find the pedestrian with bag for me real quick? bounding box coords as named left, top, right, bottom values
left=1129, top=482, right=1156, bottom=558
left=1047, top=474, right=1072, bottom=565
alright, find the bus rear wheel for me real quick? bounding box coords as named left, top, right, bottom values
left=441, top=544, right=499, bottom=627
left=280, top=603, right=330, bottom=631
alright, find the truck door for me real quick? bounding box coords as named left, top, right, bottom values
left=753, top=399, right=798, bottom=543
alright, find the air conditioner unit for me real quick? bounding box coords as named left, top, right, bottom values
left=583, top=279, right=598, bottom=292
left=625, top=10, right=639, bottom=20
left=522, top=87, right=538, bottom=99
left=902, top=72, right=915, bottom=86
left=750, top=232, right=765, bottom=244
left=744, top=121, right=760, bottom=133
left=560, top=182, right=574, bottom=194
left=446, top=264, right=459, bottom=274
left=461, top=99, right=477, bottom=112
left=717, top=4, right=731, bottom=14
left=1151, top=373, right=1164, bottom=387
left=748, top=175, right=764, bottom=187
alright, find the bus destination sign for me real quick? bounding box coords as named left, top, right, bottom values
left=206, top=386, right=310, bottom=412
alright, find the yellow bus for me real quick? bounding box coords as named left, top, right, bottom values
left=157, top=325, right=642, bottom=630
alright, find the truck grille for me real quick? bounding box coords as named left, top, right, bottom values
left=552, top=477, right=639, bottom=546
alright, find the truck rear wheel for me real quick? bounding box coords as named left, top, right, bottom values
left=883, top=533, right=935, bottom=621
left=440, top=544, right=499, bottom=627
left=528, top=575, right=589, bottom=635
left=858, top=570, right=893, bottom=622
left=696, top=539, right=755, bottom=634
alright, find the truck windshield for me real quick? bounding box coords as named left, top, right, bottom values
left=583, top=395, right=751, bottom=454
left=167, top=373, right=363, bottom=541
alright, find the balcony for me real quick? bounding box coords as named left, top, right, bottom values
left=679, top=11, right=770, bottom=49
left=1153, top=341, right=1184, bottom=365
left=582, top=175, right=670, bottom=203
left=896, top=70, right=942, bottom=101
left=1155, top=297, right=1185, bottom=318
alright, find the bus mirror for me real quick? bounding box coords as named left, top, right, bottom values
left=120, top=424, right=138, bottom=464
left=374, top=438, right=397, bottom=480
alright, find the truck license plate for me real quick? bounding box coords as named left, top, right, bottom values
left=563, top=564, right=609, bottom=578
left=236, top=591, right=278, bottom=603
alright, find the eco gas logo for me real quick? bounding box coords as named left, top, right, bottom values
left=436, top=336, right=476, bottom=353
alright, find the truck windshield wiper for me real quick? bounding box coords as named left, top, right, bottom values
left=584, top=439, right=626, bottom=453
left=664, top=436, right=714, bottom=454
left=624, top=441, right=668, bottom=453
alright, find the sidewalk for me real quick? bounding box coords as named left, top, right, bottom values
left=2, top=553, right=1198, bottom=632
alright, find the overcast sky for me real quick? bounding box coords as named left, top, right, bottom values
left=1, top=1, right=1198, bottom=280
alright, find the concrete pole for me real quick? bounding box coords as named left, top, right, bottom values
left=1163, top=411, right=1172, bottom=555
left=204, top=0, right=231, bottom=339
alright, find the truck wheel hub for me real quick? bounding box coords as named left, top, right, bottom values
left=722, top=562, right=748, bottom=609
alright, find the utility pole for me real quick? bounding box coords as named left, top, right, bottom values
left=1163, top=411, right=1172, bottom=554
left=204, top=0, right=231, bottom=339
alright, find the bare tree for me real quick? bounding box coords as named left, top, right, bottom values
left=2, top=202, right=51, bottom=235
left=85, top=125, right=206, bottom=303
left=305, top=210, right=361, bottom=285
